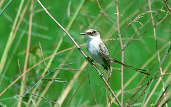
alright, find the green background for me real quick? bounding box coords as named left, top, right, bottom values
left=0, top=0, right=170, bottom=106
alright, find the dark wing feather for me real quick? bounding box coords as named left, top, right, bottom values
left=99, top=42, right=111, bottom=70
left=99, top=43, right=149, bottom=75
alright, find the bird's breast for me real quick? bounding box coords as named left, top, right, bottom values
left=87, top=39, right=104, bottom=65
left=87, top=40, right=100, bottom=55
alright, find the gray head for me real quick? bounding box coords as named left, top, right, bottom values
left=80, top=29, right=100, bottom=39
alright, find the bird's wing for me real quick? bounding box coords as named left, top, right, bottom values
left=99, top=42, right=111, bottom=70
left=99, top=42, right=109, bottom=56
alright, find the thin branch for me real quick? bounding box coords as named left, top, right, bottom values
left=115, top=0, right=124, bottom=106
left=143, top=58, right=171, bottom=106
left=96, top=0, right=115, bottom=24
left=128, top=79, right=152, bottom=105
left=0, top=0, right=29, bottom=86
left=110, top=41, right=170, bottom=106
left=0, top=0, right=14, bottom=16
left=34, top=0, right=85, bottom=105
left=65, top=77, right=85, bottom=107
left=37, top=0, right=121, bottom=106
left=41, top=78, right=67, bottom=83
left=39, top=42, right=48, bottom=68
left=31, top=94, right=56, bottom=104
left=56, top=68, right=80, bottom=71
left=0, top=27, right=132, bottom=105
left=144, top=0, right=167, bottom=106
left=0, top=37, right=140, bottom=90
left=0, top=0, right=24, bottom=74
left=164, top=0, right=171, bottom=12
left=161, top=98, right=171, bottom=107
left=0, top=0, right=5, bottom=8
left=55, top=61, right=87, bottom=106
left=0, top=45, right=75, bottom=97
left=155, top=83, right=170, bottom=106
left=0, top=44, right=81, bottom=97
left=35, top=50, right=74, bottom=106
left=17, top=0, right=33, bottom=106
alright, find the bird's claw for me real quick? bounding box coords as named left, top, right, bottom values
left=99, top=72, right=104, bottom=77
left=87, top=57, right=94, bottom=63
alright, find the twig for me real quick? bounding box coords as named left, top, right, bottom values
left=156, top=11, right=169, bottom=26
left=17, top=0, right=33, bottom=107
left=56, top=68, right=80, bottom=71
left=0, top=0, right=29, bottom=86
left=0, top=0, right=24, bottom=74
left=145, top=0, right=167, bottom=106
left=31, top=94, right=56, bottom=104
left=0, top=0, right=14, bottom=16
left=0, top=45, right=76, bottom=97
left=115, top=0, right=124, bottom=106
left=39, top=42, right=48, bottom=68
left=161, top=98, right=171, bottom=107
left=128, top=78, right=152, bottom=105
left=0, top=37, right=140, bottom=89
left=155, top=83, right=170, bottom=106
left=123, top=15, right=151, bottom=51
left=37, top=0, right=121, bottom=106
left=110, top=41, right=170, bottom=106
left=0, top=31, right=130, bottom=103
left=96, top=0, right=115, bottom=24
left=35, top=50, right=74, bottom=106
left=143, top=60, right=171, bottom=106
left=65, top=76, right=85, bottom=107
left=0, top=44, right=81, bottom=97
left=164, top=0, right=171, bottom=12
left=55, top=61, right=87, bottom=106
left=41, top=78, right=67, bottom=83
left=0, top=0, right=5, bottom=8
left=34, top=0, right=85, bottom=105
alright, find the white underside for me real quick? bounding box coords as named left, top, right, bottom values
left=87, top=37, right=105, bottom=65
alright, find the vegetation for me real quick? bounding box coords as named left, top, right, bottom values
left=0, top=0, right=170, bottom=106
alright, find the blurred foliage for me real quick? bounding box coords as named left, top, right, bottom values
left=0, top=0, right=170, bottom=107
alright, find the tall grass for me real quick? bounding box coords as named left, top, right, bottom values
left=0, top=0, right=170, bottom=107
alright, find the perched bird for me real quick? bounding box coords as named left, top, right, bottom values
left=80, top=29, right=111, bottom=71
left=80, top=29, right=149, bottom=75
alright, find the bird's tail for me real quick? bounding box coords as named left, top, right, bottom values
left=110, top=58, right=150, bottom=75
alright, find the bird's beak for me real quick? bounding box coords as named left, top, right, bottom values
left=80, top=32, right=86, bottom=35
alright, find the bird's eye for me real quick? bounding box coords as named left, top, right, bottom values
left=92, top=31, right=96, bottom=34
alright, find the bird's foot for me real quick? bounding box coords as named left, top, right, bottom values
left=99, top=71, right=104, bottom=78
left=87, top=57, right=94, bottom=63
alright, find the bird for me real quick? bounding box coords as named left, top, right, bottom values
left=80, top=29, right=149, bottom=75
left=80, top=29, right=111, bottom=71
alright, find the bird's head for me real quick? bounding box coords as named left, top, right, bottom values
left=80, top=29, right=100, bottom=39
